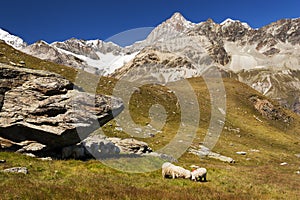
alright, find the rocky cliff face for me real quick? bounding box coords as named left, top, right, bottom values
left=23, top=40, right=101, bottom=74
left=1, top=14, right=300, bottom=114
left=112, top=48, right=201, bottom=82
left=261, top=18, right=300, bottom=45
left=22, top=38, right=134, bottom=75
left=0, top=64, right=124, bottom=152
left=52, top=38, right=123, bottom=57
left=112, top=16, right=300, bottom=114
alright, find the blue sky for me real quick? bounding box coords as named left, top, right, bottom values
left=1, top=0, right=299, bottom=45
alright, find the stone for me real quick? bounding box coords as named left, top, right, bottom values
left=189, top=145, right=235, bottom=163
left=23, top=153, right=36, bottom=158
left=61, top=134, right=158, bottom=159
left=280, top=162, right=288, bottom=166
left=16, top=142, right=46, bottom=153
left=249, top=96, right=293, bottom=123
left=107, top=137, right=152, bottom=154
left=0, top=64, right=124, bottom=151
left=249, top=149, right=260, bottom=152
left=0, top=137, right=20, bottom=151
left=2, top=167, right=28, bottom=174
left=208, top=152, right=235, bottom=163
left=82, top=135, right=120, bottom=158
left=236, top=151, right=247, bottom=155
left=61, top=135, right=121, bottom=159
left=38, top=157, right=52, bottom=161
left=0, top=137, right=46, bottom=155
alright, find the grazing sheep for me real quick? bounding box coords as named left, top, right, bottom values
left=162, top=162, right=191, bottom=179
left=191, top=167, right=207, bottom=182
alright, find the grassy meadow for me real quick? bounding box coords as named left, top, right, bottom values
left=0, top=41, right=300, bottom=199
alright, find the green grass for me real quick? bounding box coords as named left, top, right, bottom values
left=1, top=151, right=299, bottom=200
left=1, top=41, right=300, bottom=199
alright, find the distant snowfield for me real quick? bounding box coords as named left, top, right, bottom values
left=56, top=47, right=139, bottom=75
left=0, top=28, right=25, bottom=49
left=224, top=42, right=300, bottom=72
left=220, top=18, right=252, bottom=30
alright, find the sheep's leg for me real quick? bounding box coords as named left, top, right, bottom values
left=203, top=174, right=207, bottom=182
left=172, top=172, right=176, bottom=179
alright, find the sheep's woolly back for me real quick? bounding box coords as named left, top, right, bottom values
left=173, top=166, right=191, bottom=179
left=162, top=162, right=191, bottom=179
left=162, top=162, right=176, bottom=178
left=162, top=162, right=173, bottom=169
left=191, top=167, right=207, bottom=181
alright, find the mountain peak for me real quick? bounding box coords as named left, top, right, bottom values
left=166, top=12, right=194, bottom=27
left=169, top=12, right=185, bottom=20
left=220, top=18, right=252, bottom=29
left=159, top=12, right=196, bottom=32
left=0, top=28, right=26, bottom=49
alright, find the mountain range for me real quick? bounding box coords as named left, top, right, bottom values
left=0, top=12, right=299, bottom=114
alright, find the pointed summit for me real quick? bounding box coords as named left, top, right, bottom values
left=169, top=12, right=185, bottom=21
left=165, top=12, right=195, bottom=29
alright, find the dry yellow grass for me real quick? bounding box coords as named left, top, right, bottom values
left=0, top=41, right=300, bottom=199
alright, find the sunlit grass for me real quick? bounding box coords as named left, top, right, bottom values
left=0, top=41, right=300, bottom=199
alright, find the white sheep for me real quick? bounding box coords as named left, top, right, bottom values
left=162, top=162, right=191, bottom=179
left=191, top=167, right=207, bottom=182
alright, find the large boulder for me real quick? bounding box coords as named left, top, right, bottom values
left=107, top=137, right=153, bottom=154
left=0, top=64, right=124, bottom=151
left=60, top=135, right=176, bottom=161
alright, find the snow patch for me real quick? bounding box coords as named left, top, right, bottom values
left=220, top=18, right=252, bottom=29
left=56, top=47, right=138, bottom=75
left=0, top=28, right=26, bottom=49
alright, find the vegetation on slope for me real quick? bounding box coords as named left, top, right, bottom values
left=0, top=41, right=300, bottom=199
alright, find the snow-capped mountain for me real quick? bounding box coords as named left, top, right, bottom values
left=0, top=13, right=299, bottom=114
left=22, top=38, right=138, bottom=75
left=220, top=18, right=252, bottom=30
left=111, top=16, right=300, bottom=114
left=0, top=28, right=26, bottom=49
left=128, top=12, right=196, bottom=52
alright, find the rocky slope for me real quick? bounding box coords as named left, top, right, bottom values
left=1, top=14, right=299, bottom=114
left=0, top=63, right=124, bottom=154
left=22, top=38, right=137, bottom=75
left=113, top=15, right=300, bottom=114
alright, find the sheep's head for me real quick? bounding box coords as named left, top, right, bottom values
left=185, top=170, right=192, bottom=179
left=190, top=174, right=196, bottom=181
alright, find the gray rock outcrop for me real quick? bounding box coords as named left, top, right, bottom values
left=249, top=96, right=293, bottom=123
left=60, top=134, right=177, bottom=161
left=107, top=137, right=153, bottom=154
left=0, top=64, right=124, bottom=153
left=61, top=135, right=152, bottom=159
left=2, top=167, right=28, bottom=174
left=189, top=145, right=235, bottom=163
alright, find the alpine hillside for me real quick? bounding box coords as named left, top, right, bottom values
left=1, top=12, right=299, bottom=114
